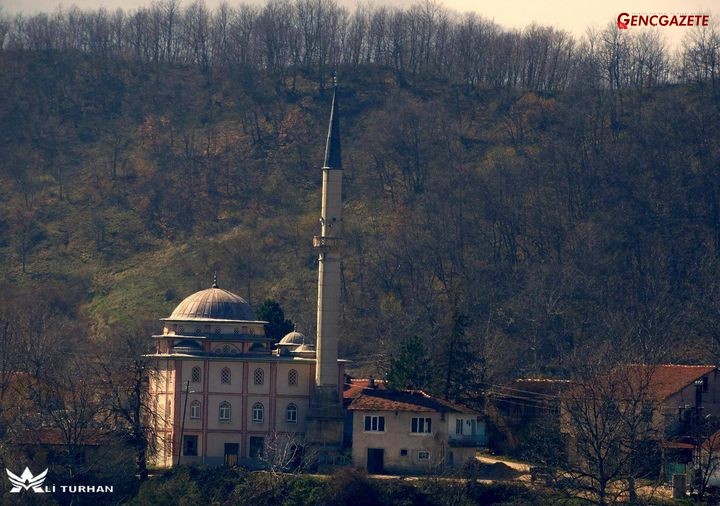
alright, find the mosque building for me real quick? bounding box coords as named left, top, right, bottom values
left=147, top=82, right=346, bottom=468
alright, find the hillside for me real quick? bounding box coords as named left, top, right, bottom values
left=1, top=7, right=720, bottom=398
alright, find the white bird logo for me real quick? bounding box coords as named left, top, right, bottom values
left=6, top=467, right=48, bottom=493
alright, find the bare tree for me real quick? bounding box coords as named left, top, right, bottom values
left=695, top=418, right=720, bottom=499
left=94, top=323, right=162, bottom=481
left=680, top=20, right=720, bottom=89
left=261, top=431, right=319, bottom=474
left=560, top=353, right=663, bottom=505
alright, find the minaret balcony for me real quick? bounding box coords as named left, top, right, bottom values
left=313, top=236, right=341, bottom=250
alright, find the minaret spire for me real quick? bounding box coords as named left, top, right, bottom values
left=323, top=75, right=341, bottom=170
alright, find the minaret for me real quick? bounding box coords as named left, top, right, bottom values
left=314, top=76, right=343, bottom=388
left=306, top=77, right=345, bottom=453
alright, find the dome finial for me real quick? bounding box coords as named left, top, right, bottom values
left=212, top=271, right=218, bottom=288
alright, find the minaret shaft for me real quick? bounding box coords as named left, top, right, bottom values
left=315, top=84, right=342, bottom=388
left=316, top=170, right=342, bottom=387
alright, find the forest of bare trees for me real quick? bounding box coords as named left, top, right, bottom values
left=1, top=3, right=720, bottom=501
left=0, top=0, right=718, bottom=91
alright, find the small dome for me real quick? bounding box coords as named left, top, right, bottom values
left=294, top=343, right=315, bottom=352
left=170, top=286, right=256, bottom=321
left=279, top=331, right=307, bottom=346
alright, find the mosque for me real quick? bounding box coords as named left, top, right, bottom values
left=147, top=83, right=346, bottom=468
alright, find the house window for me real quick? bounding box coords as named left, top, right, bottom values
left=288, top=369, right=298, bottom=386
left=287, top=403, right=298, bottom=423
left=418, top=451, right=430, bottom=460
left=254, top=368, right=264, bottom=385
left=190, top=401, right=201, bottom=420
left=191, top=366, right=201, bottom=383
left=221, top=367, right=231, bottom=384
left=183, top=435, right=198, bottom=456
left=400, top=449, right=408, bottom=457
left=411, top=417, right=432, bottom=434
left=456, top=419, right=463, bottom=435
left=252, top=402, right=264, bottom=423
left=219, top=401, right=231, bottom=421
left=364, top=415, right=385, bottom=432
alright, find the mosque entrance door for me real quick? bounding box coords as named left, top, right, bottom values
left=367, top=448, right=384, bottom=474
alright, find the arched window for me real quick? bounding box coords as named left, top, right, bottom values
left=219, top=401, right=231, bottom=421
left=286, top=403, right=298, bottom=423
left=252, top=402, right=264, bottom=423
left=191, top=366, right=201, bottom=383
left=288, top=369, right=298, bottom=386
left=253, top=368, right=264, bottom=386
left=221, top=367, right=231, bottom=384
left=190, top=400, right=201, bottom=419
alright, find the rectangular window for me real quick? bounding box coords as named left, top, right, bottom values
left=400, top=449, right=408, bottom=457
left=456, top=419, right=463, bottom=435
left=364, top=415, right=385, bottom=432
left=418, top=451, right=430, bottom=460
left=183, top=435, right=198, bottom=456
left=411, top=417, right=432, bottom=434
left=252, top=403, right=264, bottom=423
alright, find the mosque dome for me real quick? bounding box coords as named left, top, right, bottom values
left=169, top=283, right=256, bottom=321
left=279, top=331, right=308, bottom=346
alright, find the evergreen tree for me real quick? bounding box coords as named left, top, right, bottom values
left=256, top=299, right=294, bottom=342
left=443, top=311, right=484, bottom=407
left=386, top=335, right=435, bottom=391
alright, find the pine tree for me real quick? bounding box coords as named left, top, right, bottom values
left=386, top=335, right=435, bottom=391
left=256, top=299, right=294, bottom=342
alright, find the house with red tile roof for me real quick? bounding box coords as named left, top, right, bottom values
left=560, top=364, right=720, bottom=481
left=563, top=364, right=720, bottom=427
left=611, top=364, right=720, bottom=428
left=347, top=388, right=484, bottom=474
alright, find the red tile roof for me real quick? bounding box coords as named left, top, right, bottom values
left=631, top=364, right=716, bottom=400
left=343, top=378, right=386, bottom=400
left=12, top=428, right=105, bottom=446
left=348, top=389, right=478, bottom=414
left=565, top=364, right=717, bottom=402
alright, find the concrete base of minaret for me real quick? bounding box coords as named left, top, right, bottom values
left=305, top=385, right=346, bottom=468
